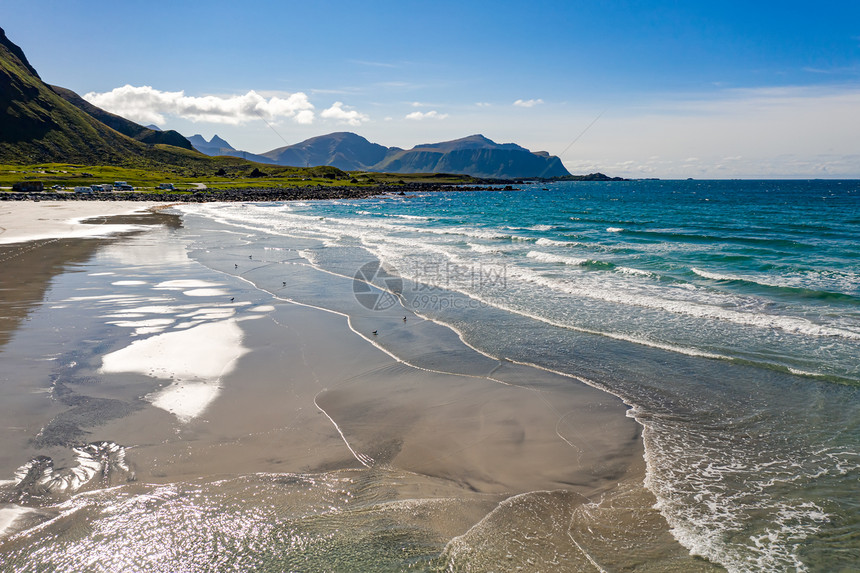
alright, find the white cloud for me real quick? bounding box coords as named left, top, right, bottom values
left=320, top=101, right=369, bottom=126
left=513, top=98, right=544, bottom=108
left=405, top=110, right=448, bottom=120
left=83, top=85, right=315, bottom=125
left=476, top=102, right=492, bottom=107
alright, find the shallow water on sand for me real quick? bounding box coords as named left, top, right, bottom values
left=0, top=210, right=710, bottom=570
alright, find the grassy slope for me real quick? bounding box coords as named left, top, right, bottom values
left=0, top=162, right=477, bottom=191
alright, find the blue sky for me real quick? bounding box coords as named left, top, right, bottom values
left=3, top=1, right=860, bottom=177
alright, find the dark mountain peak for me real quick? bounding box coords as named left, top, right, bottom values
left=209, top=134, right=234, bottom=150
left=411, top=134, right=527, bottom=153
left=187, top=134, right=208, bottom=146
left=295, top=132, right=375, bottom=147
left=263, top=132, right=389, bottom=171
left=0, top=27, right=40, bottom=80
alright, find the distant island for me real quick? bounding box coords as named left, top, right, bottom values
left=185, top=132, right=571, bottom=180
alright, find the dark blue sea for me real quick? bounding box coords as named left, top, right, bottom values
left=186, top=180, right=860, bottom=571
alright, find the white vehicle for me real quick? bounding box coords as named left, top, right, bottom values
left=157, top=183, right=175, bottom=190
left=74, top=186, right=93, bottom=193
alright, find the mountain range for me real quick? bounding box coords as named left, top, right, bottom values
left=2, top=25, right=570, bottom=179
left=189, top=132, right=571, bottom=178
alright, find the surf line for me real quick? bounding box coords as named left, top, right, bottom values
left=313, top=389, right=375, bottom=468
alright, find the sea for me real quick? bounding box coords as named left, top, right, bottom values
left=183, top=179, right=860, bottom=571
left=1, top=179, right=858, bottom=572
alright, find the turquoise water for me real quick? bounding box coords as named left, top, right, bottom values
left=187, top=180, right=860, bottom=571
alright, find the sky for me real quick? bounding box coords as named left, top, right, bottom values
left=3, top=0, right=860, bottom=178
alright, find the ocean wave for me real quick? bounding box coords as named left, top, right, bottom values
left=467, top=243, right=504, bottom=255
left=692, top=267, right=860, bottom=299
left=507, top=266, right=860, bottom=341
left=535, top=237, right=579, bottom=247
left=526, top=251, right=588, bottom=266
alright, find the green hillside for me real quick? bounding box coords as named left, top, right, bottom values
left=0, top=27, right=218, bottom=170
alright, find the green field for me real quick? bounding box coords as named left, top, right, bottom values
left=0, top=163, right=478, bottom=191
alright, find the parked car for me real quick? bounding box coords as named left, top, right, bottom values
left=12, top=181, right=43, bottom=192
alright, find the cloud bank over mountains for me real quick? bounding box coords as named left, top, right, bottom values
left=83, top=85, right=369, bottom=127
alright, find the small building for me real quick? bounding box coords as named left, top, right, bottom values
left=12, top=181, right=44, bottom=192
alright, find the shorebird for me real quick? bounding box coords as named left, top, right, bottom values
left=372, top=330, right=378, bottom=336
left=230, top=297, right=234, bottom=302
left=403, top=316, right=407, bottom=322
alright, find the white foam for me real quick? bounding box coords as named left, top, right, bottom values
left=535, top=237, right=572, bottom=247
left=390, top=214, right=431, bottom=221
left=616, top=266, right=654, bottom=277
left=691, top=267, right=737, bottom=282
left=250, top=305, right=275, bottom=312
left=606, top=227, right=624, bottom=233
left=526, top=250, right=588, bottom=266
left=100, top=319, right=248, bottom=421
left=111, top=280, right=147, bottom=286
left=467, top=242, right=503, bottom=254
left=510, top=265, right=860, bottom=341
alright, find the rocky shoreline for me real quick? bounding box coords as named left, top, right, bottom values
left=0, top=183, right=502, bottom=202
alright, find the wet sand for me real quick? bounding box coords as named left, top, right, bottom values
left=0, top=202, right=716, bottom=571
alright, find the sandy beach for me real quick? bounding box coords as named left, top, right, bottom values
left=0, top=201, right=715, bottom=571
left=0, top=201, right=165, bottom=244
